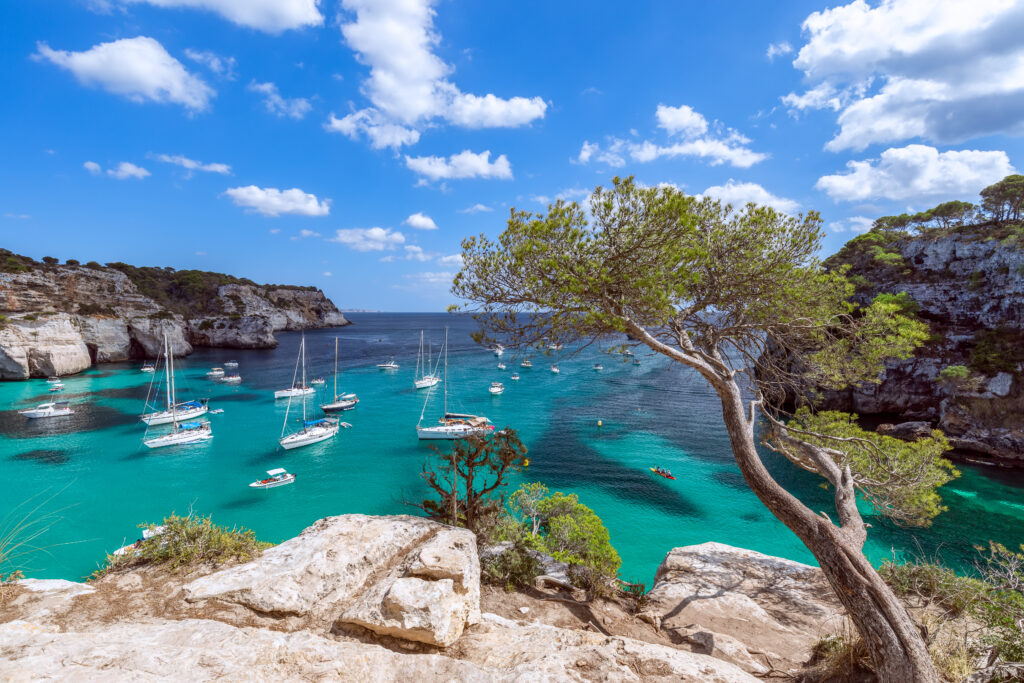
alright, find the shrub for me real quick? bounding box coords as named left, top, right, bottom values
left=65, top=259, right=79, bottom=266
left=94, top=513, right=270, bottom=577
left=969, top=327, right=1024, bottom=375
left=84, top=261, right=104, bottom=270
left=482, top=540, right=542, bottom=592
left=41, top=256, right=59, bottom=265
left=198, top=319, right=215, bottom=331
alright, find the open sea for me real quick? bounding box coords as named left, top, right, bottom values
left=2, top=313, right=1022, bottom=584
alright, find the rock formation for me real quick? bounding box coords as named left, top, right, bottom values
left=0, top=517, right=798, bottom=681
left=822, top=224, right=1024, bottom=462
left=0, top=256, right=348, bottom=379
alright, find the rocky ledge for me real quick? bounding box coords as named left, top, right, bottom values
left=0, top=256, right=348, bottom=379
left=0, top=515, right=854, bottom=681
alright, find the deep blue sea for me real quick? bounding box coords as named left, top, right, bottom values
left=2, top=313, right=1022, bottom=584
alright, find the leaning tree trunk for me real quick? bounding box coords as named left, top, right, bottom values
left=715, top=380, right=940, bottom=682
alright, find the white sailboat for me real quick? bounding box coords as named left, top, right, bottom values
left=140, top=336, right=208, bottom=425
left=280, top=335, right=339, bottom=450
left=143, top=336, right=213, bottom=449
left=274, top=341, right=315, bottom=398
left=414, top=331, right=441, bottom=389
left=321, top=337, right=359, bottom=413
left=417, top=328, right=494, bottom=440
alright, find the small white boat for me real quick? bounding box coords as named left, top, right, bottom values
left=206, top=367, right=224, bottom=378
left=414, top=331, right=441, bottom=389
left=377, top=358, right=399, bottom=370
left=520, top=359, right=532, bottom=368
left=274, top=385, right=314, bottom=399
left=633, top=358, right=641, bottom=366
left=418, top=413, right=495, bottom=440
left=48, top=382, right=65, bottom=392
left=322, top=338, right=359, bottom=412
left=220, top=374, right=241, bottom=384
left=510, top=372, right=520, bottom=381
left=623, top=349, right=634, bottom=357
left=224, top=360, right=239, bottom=369
left=113, top=524, right=166, bottom=557
left=19, top=401, right=74, bottom=419
left=547, top=343, right=563, bottom=350
left=551, top=364, right=560, bottom=374
left=45, top=377, right=61, bottom=384
left=140, top=363, right=156, bottom=373
left=143, top=421, right=213, bottom=449
left=281, top=417, right=339, bottom=449
left=489, top=382, right=504, bottom=395
left=209, top=408, right=225, bottom=415
left=142, top=400, right=208, bottom=425
left=493, top=344, right=504, bottom=357
left=250, top=468, right=296, bottom=489
left=497, top=362, right=506, bottom=370
left=593, top=363, right=603, bottom=371
left=311, top=377, right=326, bottom=386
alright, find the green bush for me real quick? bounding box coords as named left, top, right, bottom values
left=198, top=319, right=215, bottom=331
left=482, top=540, right=542, bottom=592
left=65, top=259, right=79, bottom=266
left=84, top=261, right=104, bottom=270
left=969, top=327, right=1024, bottom=375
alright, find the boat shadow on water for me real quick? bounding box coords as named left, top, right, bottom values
left=0, top=405, right=137, bottom=440
left=10, top=448, right=72, bottom=466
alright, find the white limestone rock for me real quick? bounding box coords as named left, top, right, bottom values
left=127, top=317, right=192, bottom=358
left=0, top=314, right=91, bottom=378
left=76, top=315, right=131, bottom=362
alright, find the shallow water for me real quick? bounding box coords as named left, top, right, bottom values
left=1, top=313, right=1021, bottom=583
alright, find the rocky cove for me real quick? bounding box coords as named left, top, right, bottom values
left=0, top=254, right=348, bottom=379
left=0, top=514, right=853, bottom=681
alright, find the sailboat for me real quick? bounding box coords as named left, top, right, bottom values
left=280, top=335, right=339, bottom=450
left=143, top=335, right=213, bottom=448
left=416, top=328, right=494, bottom=440
left=321, top=337, right=359, bottom=413
left=141, top=336, right=208, bottom=425
left=414, top=331, right=441, bottom=389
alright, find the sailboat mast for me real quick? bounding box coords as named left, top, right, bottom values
left=167, top=335, right=177, bottom=428
left=164, top=334, right=172, bottom=411
left=443, top=327, right=448, bottom=417
left=415, top=331, right=422, bottom=381
left=333, top=337, right=338, bottom=401
left=301, top=335, right=307, bottom=422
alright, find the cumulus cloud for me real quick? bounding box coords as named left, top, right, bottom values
left=84, top=161, right=102, bottom=175
left=328, top=227, right=405, bottom=251
left=326, top=0, right=546, bottom=148
left=404, top=212, right=437, bottom=230
left=35, top=37, right=214, bottom=111
left=815, top=144, right=1014, bottom=202
left=404, top=245, right=432, bottom=261
left=107, top=161, right=150, bottom=179
left=766, top=41, right=793, bottom=60
left=117, top=0, right=323, bottom=33
left=248, top=81, right=311, bottom=119
left=828, top=216, right=874, bottom=233
left=322, top=271, right=332, bottom=276
left=223, top=185, right=331, bottom=216
left=183, top=49, right=236, bottom=79
left=404, top=150, right=512, bottom=182
left=458, top=203, right=493, bottom=213
left=292, top=228, right=321, bottom=240
left=436, top=253, right=463, bottom=267
left=579, top=104, right=766, bottom=169
left=403, top=271, right=455, bottom=286
left=700, top=180, right=799, bottom=214
left=784, top=0, right=1024, bottom=150
left=154, top=153, right=231, bottom=175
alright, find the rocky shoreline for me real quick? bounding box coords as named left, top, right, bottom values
left=0, top=514, right=851, bottom=681
left=0, top=259, right=348, bottom=379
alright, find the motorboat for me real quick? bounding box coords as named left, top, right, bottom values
left=19, top=401, right=73, bottom=419
left=550, top=364, right=560, bottom=374
left=48, top=382, right=65, bottom=392
left=311, top=377, right=326, bottom=386
left=413, top=331, right=441, bottom=389
left=144, top=421, right=213, bottom=449
left=206, top=367, right=224, bottom=378
left=633, top=358, right=641, bottom=366
left=489, top=382, right=504, bottom=395
left=249, top=468, right=296, bottom=489
left=141, top=363, right=155, bottom=373
left=520, top=359, right=532, bottom=368
left=493, top=344, right=504, bottom=357
left=497, top=362, right=506, bottom=370
left=274, top=385, right=314, bottom=399
left=113, top=525, right=166, bottom=556
left=45, top=377, right=61, bottom=384
left=220, top=374, right=242, bottom=384
left=140, top=334, right=210, bottom=425
left=321, top=337, right=360, bottom=413
left=209, top=408, right=225, bottom=415
left=377, top=358, right=399, bottom=370
left=510, top=373, right=520, bottom=381
left=417, top=329, right=494, bottom=440
left=280, top=335, right=339, bottom=450
left=593, top=363, right=603, bottom=371
left=224, top=360, right=239, bottom=369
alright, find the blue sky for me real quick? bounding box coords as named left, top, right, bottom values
left=2, top=0, right=1021, bottom=311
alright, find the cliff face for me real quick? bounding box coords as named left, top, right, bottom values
left=0, top=259, right=348, bottom=379
left=823, top=224, right=1024, bottom=462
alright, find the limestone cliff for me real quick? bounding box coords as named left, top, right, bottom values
left=0, top=252, right=348, bottom=379
left=822, top=223, right=1024, bottom=462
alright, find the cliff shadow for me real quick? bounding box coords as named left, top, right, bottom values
left=0, top=405, right=137, bottom=439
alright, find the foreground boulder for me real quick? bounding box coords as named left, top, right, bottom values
left=641, top=542, right=844, bottom=674
left=184, top=514, right=481, bottom=647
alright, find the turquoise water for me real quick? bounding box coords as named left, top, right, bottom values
left=2, top=313, right=1022, bottom=583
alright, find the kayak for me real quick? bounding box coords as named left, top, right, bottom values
left=650, top=467, right=676, bottom=480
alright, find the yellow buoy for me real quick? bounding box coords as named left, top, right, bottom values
left=523, top=458, right=530, bottom=467
left=597, top=420, right=603, bottom=427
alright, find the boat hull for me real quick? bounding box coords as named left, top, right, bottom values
left=321, top=400, right=358, bottom=412
left=416, top=424, right=492, bottom=440
left=141, top=405, right=208, bottom=426
left=279, top=423, right=339, bottom=450
left=20, top=409, right=74, bottom=419
left=274, top=388, right=315, bottom=399
left=250, top=474, right=296, bottom=489
left=144, top=431, right=213, bottom=449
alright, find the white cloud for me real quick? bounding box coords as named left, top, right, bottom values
left=404, top=212, right=437, bottom=230
left=403, top=271, right=454, bottom=285
left=35, top=36, right=214, bottom=111
left=700, top=180, right=800, bottom=214
left=292, top=228, right=321, bottom=240
left=269, top=228, right=281, bottom=234
left=84, top=161, right=102, bottom=175
left=404, top=149, right=512, bottom=181
left=330, top=0, right=546, bottom=148
left=766, top=41, right=793, bottom=60
left=4, top=213, right=32, bottom=220
left=579, top=105, right=766, bottom=169
left=328, top=227, right=405, bottom=251
left=183, top=49, right=236, bottom=79
left=154, top=153, right=231, bottom=175
left=195, top=250, right=207, bottom=256
left=458, top=203, right=493, bottom=213
left=828, top=216, right=874, bottom=233
left=655, top=104, right=708, bottom=137
left=784, top=0, right=1024, bottom=150
left=248, top=81, right=311, bottom=120
left=323, top=271, right=332, bottom=276
left=118, top=0, right=323, bottom=33
left=436, top=253, right=463, bottom=267
left=107, top=161, right=150, bottom=179
left=325, top=110, right=419, bottom=150
left=815, top=144, right=1014, bottom=202
left=404, top=245, right=432, bottom=261
left=223, top=185, right=331, bottom=217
